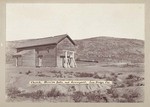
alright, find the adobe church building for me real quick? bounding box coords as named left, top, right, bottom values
left=13, top=34, right=77, bottom=68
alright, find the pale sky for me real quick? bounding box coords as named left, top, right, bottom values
left=6, top=3, right=144, bottom=41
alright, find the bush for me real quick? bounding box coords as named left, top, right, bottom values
left=72, top=91, right=84, bottom=102
left=117, top=73, right=123, bottom=75
left=37, top=73, right=50, bottom=77
left=93, top=72, right=101, bottom=79
left=55, top=72, right=63, bottom=78
left=126, top=74, right=141, bottom=81
left=121, top=90, right=140, bottom=102
left=113, top=81, right=125, bottom=88
left=26, top=70, right=31, bottom=75
left=46, top=88, right=64, bottom=98
left=93, top=72, right=106, bottom=79
left=107, top=88, right=119, bottom=98
left=125, top=74, right=144, bottom=87
left=110, top=72, right=115, bottom=76
left=126, top=74, right=134, bottom=79
left=117, top=83, right=125, bottom=88
left=74, top=72, right=93, bottom=78
left=33, top=90, right=44, bottom=99
left=6, top=87, right=21, bottom=98
left=106, top=76, right=117, bottom=81
left=86, top=92, right=101, bottom=102
left=124, top=79, right=134, bottom=87
left=18, top=90, right=44, bottom=100
left=51, top=70, right=61, bottom=74
left=85, top=91, right=108, bottom=102
left=136, top=83, right=144, bottom=86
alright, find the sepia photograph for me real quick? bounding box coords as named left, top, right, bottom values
left=5, top=3, right=144, bottom=103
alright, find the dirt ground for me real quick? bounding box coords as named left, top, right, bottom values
left=5, top=62, right=144, bottom=102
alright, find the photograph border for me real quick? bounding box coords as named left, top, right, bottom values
left=0, top=0, right=150, bottom=107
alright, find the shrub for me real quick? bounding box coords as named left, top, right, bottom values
left=53, top=73, right=63, bottom=78
left=68, top=86, right=76, bottom=92
left=93, top=75, right=100, bottom=79
left=124, top=79, right=134, bottom=87
left=110, top=72, right=115, bottom=76
left=85, top=91, right=108, bottom=102
left=107, top=88, right=119, bottom=98
left=117, top=73, right=123, bottom=75
left=121, top=89, right=140, bottom=102
left=51, top=70, right=60, bottom=74
left=26, top=70, right=31, bottom=75
left=34, top=90, right=44, bottom=99
left=18, top=90, right=44, bottom=100
left=105, top=73, right=118, bottom=81
left=93, top=72, right=101, bottom=79
left=126, top=74, right=134, bottom=79
left=37, top=73, right=50, bottom=77
left=113, top=81, right=125, bottom=88
left=136, top=83, right=144, bottom=86
left=106, top=76, right=117, bottom=81
left=72, top=91, right=84, bottom=102
left=74, top=72, right=93, bottom=78
left=126, top=74, right=141, bottom=81
left=117, top=83, right=125, bottom=88
left=93, top=72, right=106, bottom=79
left=86, top=92, right=101, bottom=102
left=124, top=74, right=142, bottom=87
left=6, top=87, right=21, bottom=98
left=46, top=88, right=64, bottom=98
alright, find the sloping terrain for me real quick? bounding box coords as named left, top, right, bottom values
left=6, top=63, right=144, bottom=102
left=75, top=37, right=144, bottom=63
left=5, top=36, right=144, bottom=102
left=6, top=36, right=144, bottom=64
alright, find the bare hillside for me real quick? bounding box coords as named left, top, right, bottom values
left=75, top=37, right=144, bottom=63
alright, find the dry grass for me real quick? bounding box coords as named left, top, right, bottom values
left=46, top=88, right=65, bottom=98
left=72, top=91, right=84, bottom=102
left=6, top=62, right=144, bottom=102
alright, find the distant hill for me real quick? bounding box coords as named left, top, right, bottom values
left=75, top=37, right=144, bottom=63
left=6, top=36, right=144, bottom=64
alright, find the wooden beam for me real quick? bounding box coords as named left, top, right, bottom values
left=15, top=57, right=18, bottom=67
left=64, top=50, right=68, bottom=68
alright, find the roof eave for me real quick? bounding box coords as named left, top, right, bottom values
left=16, top=43, right=57, bottom=49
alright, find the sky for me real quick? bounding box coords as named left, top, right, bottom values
left=6, top=3, right=144, bottom=41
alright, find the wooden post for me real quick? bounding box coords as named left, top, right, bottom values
left=72, top=51, right=77, bottom=67
left=64, top=50, right=68, bottom=68
left=63, top=50, right=77, bottom=68
left=15, top=57, right=18, bottom=67
left=70, top=52, right=74, bottom=68
left=69, top=51, right=77, bottom=68
left=39, top=57, right=42, bottom=67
